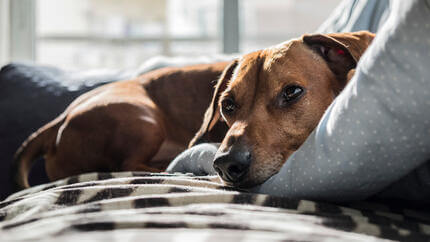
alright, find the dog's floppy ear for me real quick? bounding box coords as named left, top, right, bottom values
left=188, top=60, right=238, bottom=147
left=303, top=31, right=375, bottom=82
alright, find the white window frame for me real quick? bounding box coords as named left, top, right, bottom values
left=0, top=0, right=10, bottom=66
left=10, top=0, right=35, bottom=62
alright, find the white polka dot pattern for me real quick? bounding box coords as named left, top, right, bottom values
left=254, top=0, right=430, bottom=202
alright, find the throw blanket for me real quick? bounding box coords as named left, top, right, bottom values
left=1, top=172, right=430, bottom=241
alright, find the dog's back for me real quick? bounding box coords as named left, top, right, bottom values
left=12, top=62, right=230, bottom=191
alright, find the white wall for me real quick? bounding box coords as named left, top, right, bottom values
left=0, top=0, right=10, bottom=67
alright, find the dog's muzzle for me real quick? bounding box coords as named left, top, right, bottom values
left=213, top=147, right=252, bottom=184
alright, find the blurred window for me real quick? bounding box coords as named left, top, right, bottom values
left=36, top=0, right=221, bottom=69
left=30, top=0, right=341, bottom=69
left=240, top=0, right=341, bottom=52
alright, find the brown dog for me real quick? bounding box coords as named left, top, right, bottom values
left=13, top=62, right=230, bottom=190
left=190, top=31, right=375, bottom=188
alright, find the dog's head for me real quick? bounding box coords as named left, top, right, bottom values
left=190, top=31, right=375, bottom=188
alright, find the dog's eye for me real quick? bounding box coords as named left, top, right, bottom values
left=280, top=85, right=304, bottom=106
left=221, top=98, right=236, bottom=115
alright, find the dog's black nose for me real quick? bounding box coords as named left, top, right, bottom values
left=213, top=148, right=251, bottom=183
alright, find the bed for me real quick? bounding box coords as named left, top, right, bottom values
left=1, top=172, right=430, bottom=241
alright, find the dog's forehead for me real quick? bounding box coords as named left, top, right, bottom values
left=263, top=39, right=303, bottom=71
left=226, top=39, right=306, bottom=98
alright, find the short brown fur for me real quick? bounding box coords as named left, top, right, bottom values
left=191, top=31, right=375, bottom=187
left=13, top=62, right=230, bottom=190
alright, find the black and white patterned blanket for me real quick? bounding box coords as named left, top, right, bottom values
left=1, top=172, right=429, bottom=241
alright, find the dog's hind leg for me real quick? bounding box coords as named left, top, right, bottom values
left=47, top=102, right=167, bottom=181
left=119, top=114, right=167, bottom=173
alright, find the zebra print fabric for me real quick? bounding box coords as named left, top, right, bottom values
left=1, top=172, right=429, bottom=241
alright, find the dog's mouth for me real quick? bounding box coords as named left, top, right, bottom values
left=218, top=165, right=283, bottom=189
left=218, top=173, right=260, bottom=189
left=221, top=180, right=255, bottom=189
